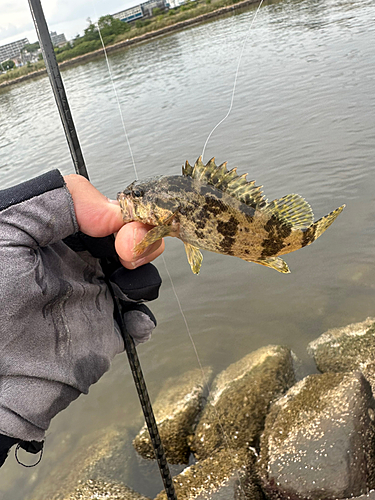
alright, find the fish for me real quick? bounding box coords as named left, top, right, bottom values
left=117, top=157, right=345, bottom=275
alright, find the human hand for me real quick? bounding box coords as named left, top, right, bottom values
left=0, top=170, right=162, bottom=450
left=64, top=173, right=164, bottom=345
left=64, top=174, right=165, bottom=268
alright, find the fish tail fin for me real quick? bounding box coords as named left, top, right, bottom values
left=302, top=205, right=345, bottom=247
left=314, top=205, right=345, bottom=239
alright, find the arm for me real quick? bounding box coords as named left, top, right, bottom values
left=0, top=171, right=163, bottom=446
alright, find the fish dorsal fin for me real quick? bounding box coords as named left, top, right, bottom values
left=263, top=194, right=314, bottom=229
left=182, top=157, right=266, bottom=208
left=182, top=160, right=194, bottom=177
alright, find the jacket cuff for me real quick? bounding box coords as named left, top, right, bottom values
left=0, top=170, right=79, bottom=247
left=0, top=170, right=65, bottom=212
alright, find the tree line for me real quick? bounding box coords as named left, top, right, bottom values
left=54, top=15, right=132, bottom=62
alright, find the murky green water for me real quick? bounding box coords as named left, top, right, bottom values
left=0, top=0, right=374, bottom=497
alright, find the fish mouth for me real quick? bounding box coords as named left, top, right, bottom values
left=117, top=192, right=135, bottom=222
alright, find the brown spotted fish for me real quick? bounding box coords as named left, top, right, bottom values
left=118, top=157, right=345, bottom=274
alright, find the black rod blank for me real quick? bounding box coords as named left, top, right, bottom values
left=28, top=0, right=88, bottom=178
left=27, top=1, right=177, bottom=498
left=119, top=313, right=178, bottom=499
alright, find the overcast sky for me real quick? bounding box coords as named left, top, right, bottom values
left=0, top=0, right=139, bottom=47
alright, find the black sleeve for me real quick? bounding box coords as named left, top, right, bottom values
left=0, top=170, right=65, bottom=212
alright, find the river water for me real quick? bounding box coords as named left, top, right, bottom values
left=0, top=0, right=374, bottom=497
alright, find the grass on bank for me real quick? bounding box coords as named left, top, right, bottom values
left=0, top=0, right=252, bottom=86
left=0, top=60, right=46, bottom=84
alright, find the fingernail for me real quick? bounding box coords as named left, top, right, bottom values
left=132, top=257, right=147, bottom=269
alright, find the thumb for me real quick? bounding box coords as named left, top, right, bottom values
left=64, top=174, right=124, bottom=237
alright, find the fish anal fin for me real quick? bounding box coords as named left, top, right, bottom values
left=264, top=194, right=314, bottom=230
left=184, top=243, right=203, bottom=275
left=254, top=257, right=291, bottom=274
left=134, top=225, right=172, bottom=256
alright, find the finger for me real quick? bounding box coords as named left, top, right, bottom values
left=64, top=174, right=124, bottom=237
left=115, top=222, right=165, bottom=269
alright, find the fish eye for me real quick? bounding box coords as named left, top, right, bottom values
left=132, top=188, right=144, bottom=198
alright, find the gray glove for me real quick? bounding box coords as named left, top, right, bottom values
left=0, top=170, right=160, bottom=444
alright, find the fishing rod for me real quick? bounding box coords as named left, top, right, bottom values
left=27, top=1, right=177, bottom=498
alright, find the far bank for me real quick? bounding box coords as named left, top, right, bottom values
left=0, top=0, right=262, bottom=89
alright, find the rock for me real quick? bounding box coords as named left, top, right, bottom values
left=192, top=345, right=296, bottom=461
left=154, top=447, right=265, bottom=500
left=342, top=491, right=375, bottom=500
left=258, top=371, right=375, bottom=500
left=308, top=317, right=375, bottom=373
left=133, top=367, right=213, bottom=464
left=362, top=363, right=375, bottom=395
left=29, top=425, right=134, bottom=500
left=63, top=479, right=150, bottom=500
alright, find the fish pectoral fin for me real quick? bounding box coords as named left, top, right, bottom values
left=134, top=225, right=172, bottom=255
left=160, top=209, right=180, bottom=225
left=184, top=243, right=203, bottom=275
left=254, top=257, right=290, bottom=274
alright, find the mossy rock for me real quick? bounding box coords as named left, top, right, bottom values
left=154, top=447, right=264, bottom=500
left=133, top=367, right=213, bottom=464
left=308, top=317, right=375, bottom=373
left=259, top=371, right=375, bottom=500
left=64, top=479, right=150, bottom=500
left=192, top=345, right=296, bottom=460
left=28, top=426, right=133, bottom=500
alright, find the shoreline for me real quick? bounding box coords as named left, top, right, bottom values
left=0, top=0, right=259, bottom=89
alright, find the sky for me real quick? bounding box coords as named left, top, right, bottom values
left=0, top=0, right=140, bottom=47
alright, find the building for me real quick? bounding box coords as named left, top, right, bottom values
left=20, top=48, right=41, bottom=65
left=50, top=31, right=67, bottom=47
left=141, top=0, right=166, bottom=17
left=112, top=0, right=166, bottom=23
left=168, top=0, right=186, bottom=7
left=0, top=38, right=29, bottom=63
left=112, top=5, right=144, bottom=23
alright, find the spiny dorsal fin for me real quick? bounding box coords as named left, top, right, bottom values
left=182, top=157, right=266, bottom=208
left=263, top=194, right=314, bottom=229
left=182, top=160, right=194, bottom=177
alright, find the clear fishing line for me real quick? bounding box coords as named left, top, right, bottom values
left=92, top=4, right=138, bottom=180
left=201, top=0, right=264, bottom=161
left=161, top=254, right=247, bottom=491
left=93, top=0, right=264, bottom=488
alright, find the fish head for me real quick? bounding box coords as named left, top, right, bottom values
left=117, top=176, right=165, bottom=225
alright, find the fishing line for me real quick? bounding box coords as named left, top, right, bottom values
left=201, top=0, right=264, bottom=161
left=94, top=11, right=244, bottom=481
left=161, top=254, right=246, bottom=488
left=92, top=6, right=138, bottom=180
left=159, top=0, right=266, bottom=479
left=93, top=0, right=264, bottom=488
